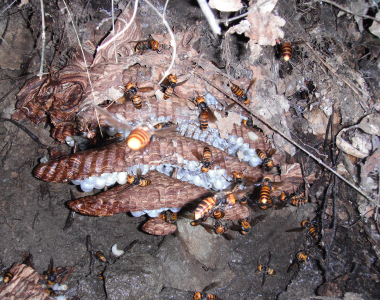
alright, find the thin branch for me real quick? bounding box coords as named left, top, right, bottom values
left=195, top=72, right=378, bottom=207
left=0, top=0, right=17, bottom=16
left=37, top=0, right=46, bottom=79
left=321, top=0, right=380, bottom=23
left=0, top=115, right=49, bottom=150
left=218, top=10, right=251, bottom=24
left=196, top=0, right=221, bottom=35
left=144, top=0, right=176, bottom=85
left=0, top=80, right=21, bottom=103
left=97, top=0, right=139, bottom=53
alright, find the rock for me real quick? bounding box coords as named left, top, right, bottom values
left=153, top=218, right=234, bottom=291
left=104, top=251, right=163, bottom=300
left=75, top=276, right=106, bottom=300
left=0, top=14, right=34, bottom=70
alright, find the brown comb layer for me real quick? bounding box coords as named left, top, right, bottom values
left=67, top=170, right=210, bottom=215
left=34, top=135, right=263, bottom=183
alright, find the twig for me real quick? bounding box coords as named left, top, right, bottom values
left=0, top=114, right=49, bottom=150
left=0, top=0, right=17, bottom=16
left=196, top=0, right=221, bottom=35
left=195, top=73, right=378, bottom=207
left=143, top=0, right=176, bottom=85
left=321, top=0, right=380, bottom=23
left=97, top=0, right=139, bottom=53
left=0, top=12, right=9, bottom=48
left=218, top=10, right=251, bottom=24
left=305, top=42, right=369, bottom=112
left=322, top=178, right=333, bottom=281
left=0, top=80, right=21, bottom=103
left=37, top=0, right=46, bottom=79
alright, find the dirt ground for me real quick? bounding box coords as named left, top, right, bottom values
left=1, top=0, right=380, bottom=299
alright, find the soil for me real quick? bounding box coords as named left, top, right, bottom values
left=0, top=0, right=380, bottom=299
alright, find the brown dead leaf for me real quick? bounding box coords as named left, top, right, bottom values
left=215, top=111, right=241, bottom=139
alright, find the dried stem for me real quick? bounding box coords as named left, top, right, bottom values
left=0, top=0, right=17, bottom=16
left=37, top=0, right=46, bottom=79
left=196, top=0, right=221, bottom=35
left=143, top=0, right=176, bottom=85
left=97, top=0, right=139, bottom=53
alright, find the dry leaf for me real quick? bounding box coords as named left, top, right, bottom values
left=209, top=0, right=243, bottom=12
left=227, top=20, right=251, bottom=35
left=336, top=127, right=372, bottom=158
left=357, top=113, right=380, bottom=136
left=245, top=10, right=285, bottom=46
left=215, top=111, right=241, bottom=139
left=18, top=0, right=29, bottom=7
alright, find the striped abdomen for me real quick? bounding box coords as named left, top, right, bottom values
left=131, top=95, right=142, bottom=109
left=231, top=83, right=244, bottom=97
left=256, top=149, right=267, bottom=161
left=259, top=185, right=271, bottom=204
left=282, top=42, right=292, bottom=61
left=199, top=109, right=209, bottom=131
left=194, top=197, right=216, bottom=220
left=126, top=128, right=151, bottom=150
left=135, top=41, right=149, bottom=52
left=163, top=86, right=173, bottom=100
left=140, top=179, right=151, bottom=187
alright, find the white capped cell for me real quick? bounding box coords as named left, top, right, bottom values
left=94, top=177, right=106, bottom=189
left=216, top=169, right=227, bottom=176
left=117, top=172, right=128, bottom=185
left=144, top=209, right=161, bottom=218
left=213, top=180, right=224, bottom=190
left=193, top=175, right=202, bottom=186
left=101, top=173, right=111, bottom=178
left=65, top=136, right=73, bottom=143
left=131, top=211, right=145, bottom=217
left=81, top=181, right=94, bottom=192
left=170, top=207, right=181, bottom=213
left=208, top=169, right=216, bottom=178
left=240, top=143, right=250, bottom=151
left=236, top=137, right=244, bottom=146
left=228, top=135, right=237, bottom=144
left=250, top=156, right=263, bottom=167
left=105, top=175, right=117, bottom=186
left=71, top=180, right=81, bottom=185
left=84, top=176, right=96, bottom=184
